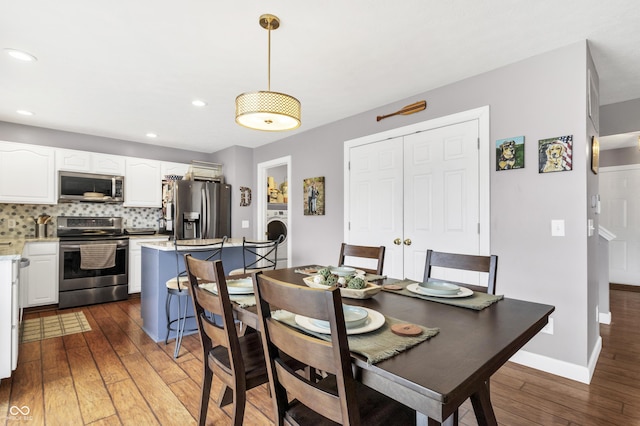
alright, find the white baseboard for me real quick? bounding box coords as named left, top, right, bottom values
left=509, top=336, right=602, bottom=384
left=599, top=311, right=612, bottom=324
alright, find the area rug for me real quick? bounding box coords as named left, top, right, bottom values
left=20, top=312, right=91, bottom=343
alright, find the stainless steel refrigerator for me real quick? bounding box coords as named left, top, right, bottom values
left=163, top=180, right=231, bottom=240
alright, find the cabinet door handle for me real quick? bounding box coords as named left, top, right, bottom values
left=393, top=238, right=402, bottom=245
left=403, top=238, right=412, bottom=246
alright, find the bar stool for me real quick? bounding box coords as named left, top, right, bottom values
left=165, top=236, right=226, bottom=358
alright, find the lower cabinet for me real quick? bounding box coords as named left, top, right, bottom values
left=129, top=236, right=169, bottom=293
left=22, top=242, right=59, bottom=307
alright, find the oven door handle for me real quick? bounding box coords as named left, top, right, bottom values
left=60, top=242, right=129, bottom=249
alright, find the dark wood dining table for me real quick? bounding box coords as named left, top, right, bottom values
left=233, top=266, right=555, bottom=426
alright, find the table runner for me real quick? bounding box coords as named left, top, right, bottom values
left=384, top=279, right=503, bottom=310
left=271, top=310, right=438, bottom=364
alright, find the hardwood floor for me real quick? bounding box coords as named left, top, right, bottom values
left=2, top=290, right=640, bottom=425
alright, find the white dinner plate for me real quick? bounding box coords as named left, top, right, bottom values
left=203, top=278, right=254, bottom=295
left=407, top=283, right=473, bottom=298
left=295, top=307, right=385, bottom=335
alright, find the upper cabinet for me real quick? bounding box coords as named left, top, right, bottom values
left=161, top=161, right=190, bottom=178
left=124, top=157, right=162, bottom=207
left=0, top=142, right=56, bottom=204
left=56, top=149, right=125, bottom=175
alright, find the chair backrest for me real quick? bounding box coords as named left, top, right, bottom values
left=338, top=243, right=385, bottom=275
left=184, top=256, right=246, bottom=380
left=241, top=235, right=284, bottom=273
left=423, top=249, right=498, bottom=294
left=253, top=272, right=361, bottom=425
left=174, top=237, right=226, bottom=291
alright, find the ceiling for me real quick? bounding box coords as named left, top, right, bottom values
left=2, top=1, right=640, bottom=154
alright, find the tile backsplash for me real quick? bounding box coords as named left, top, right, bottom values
left=0, top=203, right=161, bottom=238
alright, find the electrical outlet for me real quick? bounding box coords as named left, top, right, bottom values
left=241, top=220, right=249, bottom=229
left=541, top=318, right=554, bottom=335
left=8, top=219, right=16, bottom=228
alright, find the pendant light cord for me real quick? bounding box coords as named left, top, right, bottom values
left=267, top=18, right=271, bottom=91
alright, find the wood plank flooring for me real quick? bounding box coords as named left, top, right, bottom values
left=1, top=290, right=640, bottom=425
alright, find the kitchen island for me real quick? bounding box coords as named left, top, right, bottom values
left=139, top=238, right=246, bottom=342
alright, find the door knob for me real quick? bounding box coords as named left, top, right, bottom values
left=394, top=238, right=402, bottom=245
left=403, top=238, right=412, bottom=246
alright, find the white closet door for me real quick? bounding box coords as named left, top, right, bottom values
left=403, top=120, right=480, bottom=282
left=348, top=137, right=404, bottom=277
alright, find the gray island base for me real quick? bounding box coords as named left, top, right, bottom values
left=139, top=239, right=246, bottom=342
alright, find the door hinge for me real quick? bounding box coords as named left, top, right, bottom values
left=348, top=161, right=350, bottom=171
left=477, top=137, right=480, bottom=150
left=477, top=223, right=480, bottom=234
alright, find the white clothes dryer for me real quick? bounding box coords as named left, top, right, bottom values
left=266, top=208, right=288, bottom=268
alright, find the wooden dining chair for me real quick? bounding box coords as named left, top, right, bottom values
left=184, top=256, right=269, bottom=426
left=253, top=272, right=416, bottom=426
left=423, top=249, right=498, bottom=294
left=228, top=235, right=285, bottom=276
left=423, top=249, right=498, bottom=426
left=337, top=243, right=386, bottom=275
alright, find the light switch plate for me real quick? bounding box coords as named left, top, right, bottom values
left=241, top=220, right=249, bottom=229
left=551, top=219, right=565, bottom=237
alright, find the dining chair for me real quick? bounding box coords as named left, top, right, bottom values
left=338, top=243, right=385, bottom=275
left=423, top=249, right=498, bottom=426
left=253, top=272, right=416, bottom=426
left=423, top=249, right=498, bottom=294
left=228, top=235, right=285, bottom=276
left=165, top=236, right=226, bottom=359
left=184, top=255, right=269, bottom=426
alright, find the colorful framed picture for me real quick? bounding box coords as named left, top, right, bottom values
left=496, top=136, right=525, bottom=170
left=303, top=176, right=325, bottom=215
left=538, top=135, right=573, bottom=173
left=591, top=136, right=599, bottom=174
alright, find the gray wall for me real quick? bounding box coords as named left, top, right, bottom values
left=599, top=97, right=640, bottom=167
left=255, top=41, right=596, bottom=370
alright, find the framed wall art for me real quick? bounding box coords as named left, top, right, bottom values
left=538, top=135, right=573, bottom=173
left=496, top=136, right=525, bottom=170
left=303, top=176, right=325, bottom=215
left=591, top=136, right=599, bottom=174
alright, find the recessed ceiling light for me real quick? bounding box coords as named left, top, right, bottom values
left=192, top=100, right=207, bottom=107
left=16, top=110, right=34, bottom=116
left=146, top=133, right=158, bottom=138
left=4, top=48, right=37, bottom=62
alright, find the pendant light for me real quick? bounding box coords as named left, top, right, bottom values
left=235, top=14, right=301, bottom=131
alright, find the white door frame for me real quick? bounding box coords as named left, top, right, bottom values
left=343, top=105, right=491, bottom=255
left=257, top=156, right=292, bottom=267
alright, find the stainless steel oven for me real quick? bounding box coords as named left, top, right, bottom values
left=58, top=217, right=129, bottom=309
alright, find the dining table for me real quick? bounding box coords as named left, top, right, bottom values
left=229, top=266, right=555, bottom=426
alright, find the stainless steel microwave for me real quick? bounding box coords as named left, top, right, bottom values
left=58, top=171, right=124, bottom=203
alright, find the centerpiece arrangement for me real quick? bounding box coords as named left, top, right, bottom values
left=303, top=266, right=382, bottom=299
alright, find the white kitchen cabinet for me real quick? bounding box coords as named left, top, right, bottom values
left=0, top=142, right=56, bottom=204
left=128, top=236, right=169, bottom=293
left=161, top=161, right=190, bottom=178
left=56, top=149, right=126, bottom=175
left=124, top=157, right=162, bottom=207
left=21, top=242, right=59, bottom=307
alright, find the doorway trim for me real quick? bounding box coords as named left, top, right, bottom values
left=257, top=156, right=292, bottom=267
left=343, top=105, right=491, bottom=255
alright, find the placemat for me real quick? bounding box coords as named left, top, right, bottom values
left=271, top=310, right=438, bottom=364
left=384, top=279, right=503, bottom=310
left=199, top=283, right=257, bottom=307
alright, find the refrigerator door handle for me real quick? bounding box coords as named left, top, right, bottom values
left=201, top=186, right=209, bottom=238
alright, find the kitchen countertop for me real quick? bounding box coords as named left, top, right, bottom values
left=0, top=240, right=25, bottom=260
left=140, top=238, right=245, bottom=251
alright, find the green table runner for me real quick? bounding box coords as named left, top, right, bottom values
left=385, top=280, right=503, bottom=310
left=271, top=310, right=438, bottom=364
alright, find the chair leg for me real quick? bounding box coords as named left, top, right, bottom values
left=231, top=387, right=246, bottom=426
left=164, top=292, right=172, bottom=344
left=174, top=294, right=188, bottom=359
left=198, top=367, right=213, bottom=426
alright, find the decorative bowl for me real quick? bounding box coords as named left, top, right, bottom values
left=418, top=281, right=460, bottom=295
left=303, top=275, right=382, bottom=299
left=329, top=266, right=356, bottom=277
left=311, top=305, right=369, bottom=329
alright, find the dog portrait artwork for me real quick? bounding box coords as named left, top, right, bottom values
left=496, top=136, right=524, bottom=171
left=538, top=135, right=573, bottom=173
